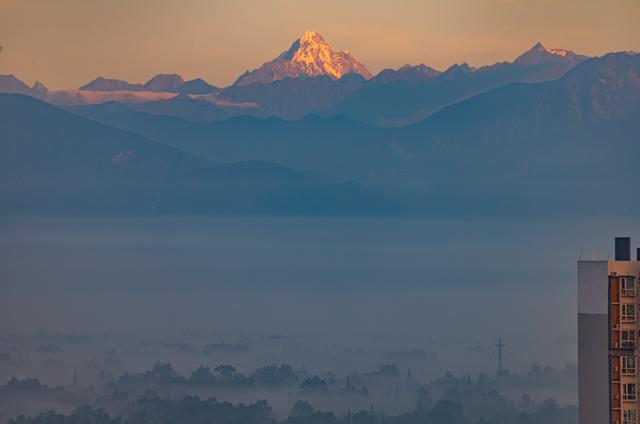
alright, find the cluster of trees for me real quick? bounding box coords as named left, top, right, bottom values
left=428, top=365, right=577, bottom=396
left=1, top=363, right=578, bottom=424
left=114, top=362, right=302, bottom=388
left=6, top=392, right=576, bottom=424
left=110, top=362, right=374, bottom=399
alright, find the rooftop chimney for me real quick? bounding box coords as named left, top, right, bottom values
left=615, top=237, right=631, bottom=261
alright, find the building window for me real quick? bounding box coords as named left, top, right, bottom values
left=622, top=277, right=637, bottom=297
left=622, top=331, right=636, bottom=348
left=623, top=304, right=637, bottom=322
left=624, top=409, right=637, bottom=424
left=624, top=384, right=637, bottom=401
left=623, top=357, right=637, bottom=375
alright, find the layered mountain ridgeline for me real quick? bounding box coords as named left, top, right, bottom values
left=0, top=75, right=199, bottom=107
left=0, top=94, right=392, bottom=215
left=326, top=42, right=589, bottom=126
left=215, top=73, right=366, bottom=120
left=400, top=52, right=640, bottom=162
left=0, top=74, right=220, bottom=108
left=79, top=77, right=145, bottom=92
left=1, top=36, right=592, bottom=124
left=80, top=74, right=219, bottom=94
left=68, top=103, right=392, bottom=182
left=369, top=64, right=441, bottom=85
left=125, top=93, right=259, bottom=122
left=388, top=51, right=640, bottom=213
left=0, top=74, right=48, bottom=98
left=70, top=52, right=640, bottom=216
left=3, top=35, right=639, bottom=216
left=214, top=40, right=589, bottom=123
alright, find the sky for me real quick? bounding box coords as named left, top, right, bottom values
left=0, top=0, right=639, bottom=89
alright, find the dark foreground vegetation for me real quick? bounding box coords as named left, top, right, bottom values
left=2, top=362, right=576, bottom=424
left=6, top=393, right=576, bottom=424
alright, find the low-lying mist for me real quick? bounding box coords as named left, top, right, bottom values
left=2, top=214, right=637, bottom=423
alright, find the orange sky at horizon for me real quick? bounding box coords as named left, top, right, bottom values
left=0, top=0, right=639, bottom=89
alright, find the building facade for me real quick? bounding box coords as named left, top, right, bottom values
left=579, top=237, right=640, bottom=424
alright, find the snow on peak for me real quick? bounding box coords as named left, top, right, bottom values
left=532, top=42, right=568, bottom=57
left=299, top=30, right=324, bottom=43
left=234, top=31, right=372, bottom=86
left=544, top=47, right=568, bottom=57
left=515, top=42, right=583, bottom=66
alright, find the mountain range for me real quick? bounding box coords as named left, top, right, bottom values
left=0, top=74, right=48, bottom=97
left=0, top=94, right=390, bottom=214
left=80, top=74, right=219, bottom=94
left=0, top=33, right=593, bottom=125
left=1, top=33, right=639, bottom=216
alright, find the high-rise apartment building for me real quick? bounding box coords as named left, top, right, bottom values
left=579, top=237, right=640, bottom=424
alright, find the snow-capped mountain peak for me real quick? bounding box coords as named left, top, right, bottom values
left=532, top=41, right=568, bottom=57
left=515, top=42, right=586, bottom=66
left=234, top=31, right=372, bottom=86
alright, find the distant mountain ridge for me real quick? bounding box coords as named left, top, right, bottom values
left=0, top=38, right=622, bottom=126
left=164, top=40, right=594, bottom=124
left=80, top=77, right=145, bottom=92
left=0, top=74, right=48, bottom=98
left=370, top=64, right=441, bottom=84
left=69, top=52, right=640, bottom=204
left=80, top=74, right=219, bottom=94
left=217, top=73, right=366, bottom=120
left=4, top=50, right=639, bottom=216
left=402, top=52, right=640, bottom=145
left=0, top=93, right=390, bottom=214
left=175, top=78, right=218, bottom=94
left=326, top=42, right=592, bottom=125
left=515, top=42, right=587, bottom=67
left=144, top=74, right=184, bottom=91
left=233, top=31, right=373, bottom=86
left=127, top=93, right=256, bottom=122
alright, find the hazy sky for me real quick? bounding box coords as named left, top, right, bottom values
left=0, top=0, right=638, bottom=89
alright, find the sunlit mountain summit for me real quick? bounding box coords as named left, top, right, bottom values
left=514, top=41, right=587, bottom=66
left=234, top=31, right=373, bottom=86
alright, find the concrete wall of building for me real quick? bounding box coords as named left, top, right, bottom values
left=578, top=313, right=610, bottom=424
left=579, top=261, right=609, bottom=315
left=578, top=261, right=610, bottom=424
left=609, top=261, right=640, bottom=278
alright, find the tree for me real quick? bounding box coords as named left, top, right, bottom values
left=430, top=400, right=464, bottom=424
